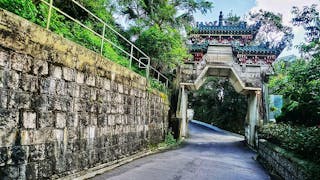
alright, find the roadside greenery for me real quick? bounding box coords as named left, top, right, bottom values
left=260, top=3, right=320, bottom=173
left=268, top=3, right=320, bottom=126
left=149, top=130, right=182, bottom=150
left=269, top=58, right=320, bottom=126
left=259, top=123, right=320, bottom=164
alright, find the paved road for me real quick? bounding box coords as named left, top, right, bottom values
left=93, top=122, right=270, bottom=180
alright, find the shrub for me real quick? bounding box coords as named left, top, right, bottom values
left=259, top=123, right=320, bottom=164
left=164, top=130, right=176, bottom=146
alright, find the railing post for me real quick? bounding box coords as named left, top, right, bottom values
left=129, top=45, right=133, bottom=68
left=146, top=57, right=150, bottom=80
left=100, top=24, right=106, bottom=55
left=46, top=0, right=54, bottom=30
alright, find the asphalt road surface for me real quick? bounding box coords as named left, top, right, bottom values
left=93, top=122, right=270, bottom=180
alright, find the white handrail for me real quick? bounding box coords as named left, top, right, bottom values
left=40, top=0, right=169, bottom=87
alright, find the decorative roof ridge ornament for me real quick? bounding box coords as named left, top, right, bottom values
left=219, top=11, right=223, bottom=26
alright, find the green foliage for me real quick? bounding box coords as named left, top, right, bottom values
left=190, top=77, right=247, bottom=134
left=249, top=10, right=293, bottom=48
left=0, top=0, right=38, bottom=22
left=149, top=79, right=167, bottom=93
left=259, top=123, right=320, bottom=164
left=115, top=0, right=213, bottom=29
left=269, top=57, right=320, bottom=126
left=164, top=130, right=176, bottom=146
left=292, top=3, right=320, bottom=58
left=114, top=0, right=212, bottom=74
left=226, top=11, right=240, bottom=24
left=0, top=0, right=141, bottom=75
left=136, top=25, right=188, bottom=73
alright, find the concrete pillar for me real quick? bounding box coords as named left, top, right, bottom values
left=180, top=85, right=188, bottom=138
left=246, top=90, right=261, bottom=147
left=262, top=82, right=269, bottom=123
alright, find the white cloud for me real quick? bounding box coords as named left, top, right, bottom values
left=251, top=0, right=319, bottom=57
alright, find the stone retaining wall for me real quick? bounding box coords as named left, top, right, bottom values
left=258, top=139, right=308, bottom=180
left=0, top=9, right=169, bottom=179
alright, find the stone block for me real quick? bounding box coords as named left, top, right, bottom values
left=65, top=82, right=75, bottom=97
left=28, top=144, right=46, bottom=162
left=79, top=112, right=89, bottom=126
left=90, top=88, right=97, bottom=101
left=40, top=78, right=56, bottom=95
left=22, top=111, right=36, bottom=129
left=0, top=108, right=19, bottom=129
left=0, top=147, right=8, bottom=166
left=21, top=74, right=38, bottom=92
left=111, top=83, right=117, bottom=92
left=8, top=146, right=27, bottom=165
left=73, top=84, right=80, bottom=98
left=85, top=74, right=95, bottom=86
left=76, top=72, right=85, bottom=84
left=80, top=85, right=91, bottom=100
left=26, top=162, right=38, bottom=180
left=66, top=113, right=77, bottom=127
left=62, top=67, right=74, bottom=82
left=0, top=165, right=20, bottom=179
left=90, top=114, right=98, bottom=126
left=108, top=115, right=115, bottom=126
left=33, top=59, right=48, bottom=76
left=38, top=112, right=54, bottom=128
left=55, top=112, right=66, bottom=128
left=0, top=50, right=9, bottom=67
left=104, top=79, right=111, bottom=91
left=45, top=143, right=55, bottom=158
left=50, top=65, right=62, bottom=79
left=4, top=71, right=20, bottom=90
left=56, top=80, right=66, bottom=96
left=74, top=98, right=84, bottom=112
left=11, top=53, right=32, bottom=72
left=97, top=114, right=107, bottom=127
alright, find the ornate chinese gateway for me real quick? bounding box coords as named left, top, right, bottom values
left=177, top=12, right=286, bottom=146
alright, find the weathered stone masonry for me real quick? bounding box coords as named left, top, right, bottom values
left=258, top=140, right=309, bottom=180
left=0, top=9, right=169, bottom=179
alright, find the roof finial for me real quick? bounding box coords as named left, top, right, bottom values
left=219, top=11, right=223, bottom=26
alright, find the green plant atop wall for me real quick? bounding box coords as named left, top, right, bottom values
left=0, top=0, right=167, bottom=87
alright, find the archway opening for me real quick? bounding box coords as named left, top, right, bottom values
left=189, top=77, right=247, bottom=135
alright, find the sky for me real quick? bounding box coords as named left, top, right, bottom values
left=194, top=0, right=320, bottom=58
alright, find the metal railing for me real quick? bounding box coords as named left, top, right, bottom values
left=41, top=0, right=169, bottom=87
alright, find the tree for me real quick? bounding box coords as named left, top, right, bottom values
left=135, top=26, right=188, bottom=72
left=268, top=3, right=320, bottom=126
left=248, top=10, right=293, bottom=49
left=190, top=77, right=247, bottom=134
left=226, top=11, right=240, bottom=24
left=113, top=0, right=213, bottom=30
left=108, top=0, right=213, bottom=74
left=292, top=3, right=320, bottom=58
left=269, top=58, right=320, bottom=126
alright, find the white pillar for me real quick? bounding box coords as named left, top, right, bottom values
left=246, top=91, right=261, bottom=147
left=180, top=85, right=188, bottom=138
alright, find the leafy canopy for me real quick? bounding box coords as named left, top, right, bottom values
left=249, top=10, right=293, bottom=48
left=110, top=0, right=213, bottom=74
left=269, top=3, right=320, bottom=126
